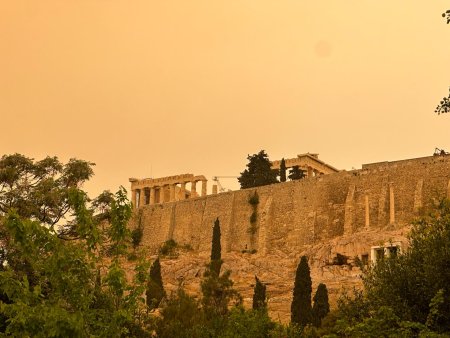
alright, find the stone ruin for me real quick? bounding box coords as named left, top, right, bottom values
left=129, top=174, right=207, bottom=208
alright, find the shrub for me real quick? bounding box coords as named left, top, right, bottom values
left=248, top=192, right=260, bottom=206
left=159, top=239, right=178, bottom=256
left=131, top=226, right=143, bottom=248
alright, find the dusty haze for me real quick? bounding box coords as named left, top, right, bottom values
left=1, top=1, right=449, bottom=197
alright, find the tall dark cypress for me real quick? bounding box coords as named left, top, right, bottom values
left=146, top=257, right=165, bottom=309
left=280, top=158, right=287, bottom=182
left=210, top=218, right=222, bottom=275
left=312, top=283, right=330, bottom=327
left=252, top=276, right=267, bottom=310
left=291, top=255, right=312, bottom=326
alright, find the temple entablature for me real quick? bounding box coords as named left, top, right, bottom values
left=271, top=153, right=339, bottom=177
left=129, top=174, right=208, bottom=209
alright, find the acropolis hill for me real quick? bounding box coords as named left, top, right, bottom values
left=129, top=153, right=450, bottom=322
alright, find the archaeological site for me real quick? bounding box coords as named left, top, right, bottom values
left=129, top=153, right=450, bottom=322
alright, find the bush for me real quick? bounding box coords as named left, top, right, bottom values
left=248, top=192, right=260, bottom=206
left=332, top=253, right=348, bottom=266
left=131, top=226, right=143, bottom=248
left=159, top=239, right=178, bottom=256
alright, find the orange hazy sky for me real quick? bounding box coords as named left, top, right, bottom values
left=1, top=1, right=449, bottom=197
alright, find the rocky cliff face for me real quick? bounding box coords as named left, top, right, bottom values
left=131, top=155, right=450, bottom=322
left=148, top=227, right=409, bottom=323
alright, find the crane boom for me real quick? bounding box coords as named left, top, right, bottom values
left=212, top=176, right=238, bottom=192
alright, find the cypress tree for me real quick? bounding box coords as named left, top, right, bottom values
left=312, top=283, right=330, bottom=327
left=280, top=158, right=287, bottom=182
left=252, top=276, right=267, bottom=310
left=146, top=257, right=165, bottom=310
left=210, top=218, right=222, bottom=275
left=291, top=256, right=312, bottom=326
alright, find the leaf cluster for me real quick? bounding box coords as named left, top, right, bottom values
left=238, top=150, right=279, bottom=189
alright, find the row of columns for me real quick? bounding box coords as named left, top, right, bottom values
left=132, top=180, right=207, bottom=208
left=306, top=166, right=323, bottom=177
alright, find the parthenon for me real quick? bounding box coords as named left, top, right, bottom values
left=271, top=153, right=339, bottom=177
left=129, top=174, right=207, bottom=209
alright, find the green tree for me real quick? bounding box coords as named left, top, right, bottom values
left=329, top=200, right=450, bottom=336
left=210, top=218, right=222, bottom=275
left=238, top=150, right=278, bottom=189
left=279, top=158, right=287, bottom=183
left=221, top=306, right=275, bottom=338
left=291, top=256, right=312, bottom=326
left=156, top=288, right=207, bottom=338
left=288, top=166, right=305, bottom=181
left=201, top=218, right=240, bottom=319
left=0, top=154, right=94, bottom=229
left=312, top=283, right=330, bottom=327
left=363, top=199, right=450, bottom=331
left=0, top=154, right=151, bottom=336
left=146, top=257, right=166, bottom=310
left=435, top=88, right=450, bottom=114
left=252, top=276, right=267, bottom=310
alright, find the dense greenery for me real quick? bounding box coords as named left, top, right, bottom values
left=0, top=186, right=150, bottom=337
left=291, top=256, right=312, bottom=326
left=238, top=150, right=279, bottom=189
left=326, top=200, right=450, bottom=337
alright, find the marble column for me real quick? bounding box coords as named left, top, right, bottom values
left=169, top=184, right=176, bottom=202
left=212, top=184, right=218, bottom=194
left=191, top=181, right=197, bottom=197
left=181, top=182, right=186, bottom=200
left=160, top=186, right=165, bottom=203
left=307, top=166, right=313, bottom=177
left=131, top=189, right=137, bottom=209
left=201, top=180, right=207, bottom=196
left=139, top=188, right=146, bottom=207
left=149, top=187, right=155, bottom=205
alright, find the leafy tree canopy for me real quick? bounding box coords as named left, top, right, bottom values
left=238, top=150, right=278, bottom=189
left=288, top=166, right=305, bottom=181
left=330, top=199, right=450, bottom=336
left=0, top=153, right=151, bottom=337
left=0, top=153, right=95, bottom=230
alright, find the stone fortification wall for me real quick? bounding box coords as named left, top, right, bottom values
left=136, top=155, right=450, bottom=256
left=132, top=155, right=450, bottom=322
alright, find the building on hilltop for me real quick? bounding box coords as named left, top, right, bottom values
left=271, top=153, right=339, bottom=177
left=129, top=174, right=207, bottom=208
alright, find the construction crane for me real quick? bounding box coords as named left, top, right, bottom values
left=212, top=176, right=238, bottom=193
left=434, top=148, right=449, bottom=156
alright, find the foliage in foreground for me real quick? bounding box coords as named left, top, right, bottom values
left=0, top=188, right=150, bottom=337
left=326, top=199, right=450, bottom=337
